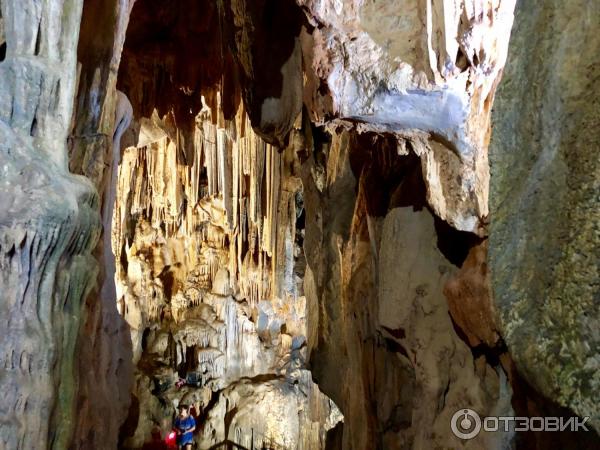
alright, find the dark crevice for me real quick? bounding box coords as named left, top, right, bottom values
left=309, top=122, right=331, bottom=165
left=157, top=266, right=175, bottom=300
left=455, top=46, right=469, bottom=72
left=141, top=327, right=151, bottom=352
left=382, top=336, right=410, bottom=361
left=469, top=338, right=508, bottom=367
left=30, top=115, right=38, bottom=137
left=294, top=190, right=306, bottom=283
left=197, top=388, right=222, bottom=428
left=325, top=421, right=344, bottom=450
left=119, top=240, right=128, bottom=273
left=507, top=363, right=600, bottom=450
left=472, top=49, right=480, bottom=67
left=447, top=312, right=506, bottom=363
left=433, top=215, right=482, bottom=267
left=381, top=326, right=405, bottom=340
left=349, top=133, right=426, bottom=217
left=117, top=394, right=140, bottom=448
left=34, top=19, right=41, bottom=55
left=178, top=344, right=198, bottom=378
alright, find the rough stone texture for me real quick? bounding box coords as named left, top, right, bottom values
left=112, top=6, right=341, bottom=444
left=113, top=105, right=341, bottom=448
left=0, top=1, right=520, bottom=449
left=67, top=2, right=137, bottom=448
left=199, top=373, right=342, bottom=450
left=378, top=208, right=510, bottom=449
left=0, top=1, right=101, bottom=448
left=300, top=129, right=515, bottom=449
left=445, top=241, right=500, bottom=348
left=0, top=0, right=136, bottom=448
left=298, top=0, right=516, bottom=235
left=221, top=0, right=305, bottom=148
left=3, top=1, right=599, bottom=449
left=489, top=0, right=600, bottom=431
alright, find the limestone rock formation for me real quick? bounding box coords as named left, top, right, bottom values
left=445, top=241, right=500, bottom=348
left=112, top=99, right=341, bottom=447
left=0, top=0, right=598, bottom=449
left=68, top=2, right=137, bottom=448
left=0, top=1, right=101, bottom=448
left=299, top=0, right=516, bottom=235
left=489, top=0, right=600, bottom=432
left=300, top=130, right=513, bottom=449
left=110, top=6, right=342, bottom=442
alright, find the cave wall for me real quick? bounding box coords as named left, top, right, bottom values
left=110, top=2, right=522, bottom=447
left=0, top=1, right=100, bottom=448
left=67, top=1, right=136, bottom=448
left=296, top=1, right=518, bottom=448
left=0, top=0, right=515, bottom=448
left=112, top=1, right=341, bottom=448
left=112, top=104, right=341, bottom=449
left=489, top=0, right=600, bottom=432
left=300, top=129, right=514, bottom=449
left=0, top=0, right=136, bottom=448
left=1, top=0, right=598, bottom=449
left=298, top=0, right=516, bottom=236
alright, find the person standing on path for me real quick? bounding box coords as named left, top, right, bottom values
left=173, top=404, right=196, bottom=450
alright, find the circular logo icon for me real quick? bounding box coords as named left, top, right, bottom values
left=451, top=408, right=482, bottom=440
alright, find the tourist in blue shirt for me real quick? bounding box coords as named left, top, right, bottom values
left=173, top=404, right=196, bottom=449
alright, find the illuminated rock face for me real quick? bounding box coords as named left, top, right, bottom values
left=1, top=1, right=598, bottom=449
left=298, top=130, right=514, bottom=449
left=294, top=2, right=517, bottom=448
left=109, top=3, right=342, bottom=446
left=299, top=0, right=516, bottom=236
left=112, top=99, right=341, bottom=448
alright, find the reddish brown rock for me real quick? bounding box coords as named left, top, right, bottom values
left=444, top=240, right=500, bottom=348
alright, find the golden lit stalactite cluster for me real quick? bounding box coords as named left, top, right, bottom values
left=114, top=96, right=303, bottom=319
left=112, top=88, right=339, bottom=448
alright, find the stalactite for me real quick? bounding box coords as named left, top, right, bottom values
left=111, top=86, right=337, bottom=448
left=113, top=101, right=297, bottom=304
